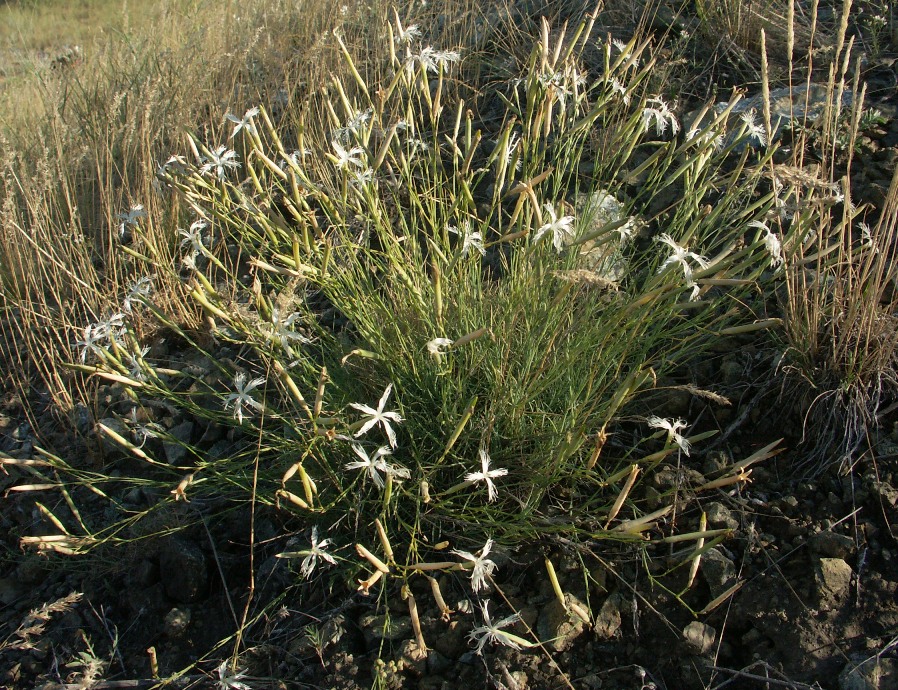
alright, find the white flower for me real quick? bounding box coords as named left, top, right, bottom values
left=345, top=444, right=394, bottom=488
left=657, top=233, right=709, bottom=284
left=128, top=407, right=164, bottom=447
left=276, top=526, right=339, bottom=579
left=393, top=17, right=421, bottom=46
left=125, top=346, right=151, bottom=381
left=97, top=312, right=127, bottom=346
left=452, top=538, right=498, bottom=592
left=117, top=204, right=146, bottom=238
left=158, top=154, right=187, bottom=176
left=331, top=140, right=365, bottom=170
left=349, top=383, right=404, bottom=448
left=647, top=415, right=691, bottom=456
left=201, top=146, right=241, bottom=180
left=748, top=220, right=782, bottom=267
left=467, top=601, right=524, bottom=654
left=123, top=275, right=155, bottom=312
left=426, top=337, right=453, bottom=356
left=464, top=449, right=508, bottom=502
left=448, top=223, right=485, bottom=257
left=333, top=107, right=373, bottom=143
left=859, top=222, right=877, bottom=253
left=350, top=167, right=375, bottom=188
left=408, top=46, right=460, bottom=73
left=739, top=109, right=767, bottom=147
left=534, top=204, right=575, bottom=253
left=642, top=96, right=679, bottom=136
left=225, top=107, right=260, bottom=139
left=179, top=219, right=210, bottom=254
left=216, top=660, right=251, bottom=690
left=269, top=309, right=310, bottom=351
left=609, top=77, right=631, bottom=104
left=73, top=324, right=106, bottom=364
left=224, top=373, right=266, bottom=423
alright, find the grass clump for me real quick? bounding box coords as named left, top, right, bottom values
left=4, top=0, right=897, bottom=683
left=27, top=0, right=796, bottom=630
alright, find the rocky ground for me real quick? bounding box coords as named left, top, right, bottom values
left=2, top=2, right=898, bottom=689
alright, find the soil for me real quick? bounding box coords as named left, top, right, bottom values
left=2, top=1, right=898, bottom=689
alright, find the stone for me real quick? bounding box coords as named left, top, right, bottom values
left=538, top=593, right=589, bottom=652
left=594, top=592, right=624, bottom=640
left=705, top=502, right=739, bottom=531
left=701, top=548, right=737, bottom=596
left=811, top=531, right=855, bottom=560
left=163, top=607, right=191, bottom=637
left=163, top=421, right=194, bottom=464
left=839, top=656, right=898, bottom=690
left=159, top=539, right=208, bottom=603
left=814, top=557, right=853, bottom=607
left=683, top=621, right=716, bottom=655
left=359, top=614, right=412, bottom=647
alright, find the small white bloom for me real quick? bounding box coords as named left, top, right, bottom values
left=225, top=107, right=260, bottom=139
left=349, top=383, right=404, bottom=448
left=125, top=346, right=151, bottom=381
left=331, top=140, right=365, bottom=170
left=350, top=167, right=375, bottom=188
left=859, top=222, right=877, bottom=252
left=534, top=204, right=575, bottom=253
left=448, top=222, right=486, bottom=257
left=467, top=601, right=524, bottom=654
left=609, top=77, right=631, bottom=104
left=117, top=204, right=146, bottom=238
left=748, top=220, right=782, bottom=267
left=277, top=526, right=339, bottom=579
left=345, top=444, right=394, bottom=488
left=427, top=337, right=453, bottom=356
left=393, top=18, right=421, bottom=46
left=739, top=109, right=767, bottom=147
left=452, top=538, right=497, bottom=592
left=642, top=96, right=679, bottom=136
left=333, top=108, right=373, bottom=142
left=657, top=233, right=709, bottom=281
left=123, top=275, right=155, bottom=312
left=224, top=373, right=266, bottom=423
left=464, top=449, right=508, bottom=502
left=269, top=309, right=310, bottom=351
left=179, top=219, right=210, bottom=254
left=201, top=146, right=241, bottom=181
left=647, top=415, right=691, bottom=456
left=73, top=324, right=106, bottom=364
left=216, top=660, right=251, bottom=690
left=408, top=46, right=460, bottom=74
